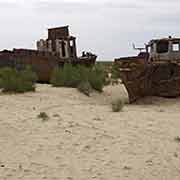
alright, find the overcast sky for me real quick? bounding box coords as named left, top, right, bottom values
left=0, top=0, right=180, bottom=60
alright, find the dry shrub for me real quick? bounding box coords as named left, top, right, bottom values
left=37, top=112, right=49, bottom=121
left=77, top=81, right=92, bottom=96
left=112, top=98, right=124, bottom=112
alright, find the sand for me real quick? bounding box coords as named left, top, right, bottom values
left=0, top=84, right=180, bottom=180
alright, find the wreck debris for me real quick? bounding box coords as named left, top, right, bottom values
left=37, top=26, right=77, bottom=58
left=0, top=26, right=97, bottom=82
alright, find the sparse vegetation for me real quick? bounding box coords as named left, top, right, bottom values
left=77, top=81, right=92, bottom=96
left=174, top=136, right=180, bottom=143
left=0, top=66, right=37, bottom=93
left=111, top=63, right=121, bottom=85
left=50, top=63, right=107, bottom=95
left=97, top=62, right=121, bottom=85
left=50, top=64, right=81, bottom=88
left=88, top=64, right=107, bottom=92
left=112, top=98, right=124, bottom=112
left=37, top=112, right=49, bottom=121
left=53, top=114, right=60, bottom=117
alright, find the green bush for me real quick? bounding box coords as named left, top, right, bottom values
left=111, top=63, right=120, bottom=80
left=112, top=99, right=124, bottom=112
left=50, top=63, right=107, bottom=94
left=0, top=66, right=37, bottom=93
left=88, top=64, right=106, bottom=92
left=77, top=81, right=92, bottom=96
left=108, top=63, right=121, bottom=85
left=77, top=65, right=90, bottom=82
left=50, top=67, right=64, bottom=87
left=50, top=64, right=81, bottom=88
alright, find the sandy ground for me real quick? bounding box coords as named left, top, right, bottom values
left=0, top=84, right=180, bottom=180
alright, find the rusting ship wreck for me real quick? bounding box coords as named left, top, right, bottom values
left=0, top=26, right=97, bottom=82
left=115, top=37, right=180, bottom=103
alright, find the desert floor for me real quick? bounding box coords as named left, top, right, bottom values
left=0, top=84, right=180, bottom=180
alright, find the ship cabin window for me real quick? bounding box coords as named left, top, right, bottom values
left=172, top=43, right=180, bottom=52
left=156, top=40, right=169, bottom=54
left=150, top=44, right=154, bottom=53
left=70, top=40, right=73, bottom=47
left=61, top=41, right=66, bottom=57
left=69, top=40, right=74, bottom=57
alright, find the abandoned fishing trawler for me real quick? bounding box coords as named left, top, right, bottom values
left=115, top=37, right=180, bottom=103
left=0, top=26, right=97, bottom=82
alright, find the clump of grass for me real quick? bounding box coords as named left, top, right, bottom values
left=37, top=112, right=49, bottom=121
left=50, top=64, right=81, bottom=88
left=50, top=63, right=107, bottom=95
left=112, top=99, right=124, bottom=112
left=110, top=63, right=121, bottom=85
left=53, top=113, right=60, bottom=117
left=77, top=81, right=92, bottom=96
left=88, top=64, right=106, bottom=92
left=0, top=66, right=37, bottom=93
left=111, top=63, right=120, bottom=78
left=174, top=136, right=180, bottom=143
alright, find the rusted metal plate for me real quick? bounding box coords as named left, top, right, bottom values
left=48, top=26, right=69, bottom=40
left=115, top=55, right=180, bottom=103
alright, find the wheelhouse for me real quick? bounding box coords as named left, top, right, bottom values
left=147, top=37, right=180, bottom=61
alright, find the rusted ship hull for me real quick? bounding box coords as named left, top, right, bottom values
left=149, top=62, right=180, bottom=98
left=115, top=55, right=180, bottom=103
left=0, top=49, right=96, bottom=82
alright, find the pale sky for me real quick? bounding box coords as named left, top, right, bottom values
left=0, top=0, right=180, bottom=60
